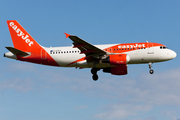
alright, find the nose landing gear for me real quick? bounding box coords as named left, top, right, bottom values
left=91, top=68, right=100, bottom=81
left=148, top=62, right=154, bottom=74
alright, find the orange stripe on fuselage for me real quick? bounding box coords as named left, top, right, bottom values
left=66, top=42, right=164, bottom=66
left=16, top=48, right=60, bottom=67
left=103, top=42, right=164, bottom=53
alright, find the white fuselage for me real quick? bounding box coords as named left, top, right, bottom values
left=43, top=44, right=176, bottom=68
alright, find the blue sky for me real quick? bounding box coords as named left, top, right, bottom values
left=0, top=0, right=180, bottom=120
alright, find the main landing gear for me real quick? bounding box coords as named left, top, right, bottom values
left=91, top=68, right=100, bottom=81
left=148, top=62, right=154, bottom=74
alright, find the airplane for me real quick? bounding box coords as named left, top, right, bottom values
left=4, top=20, right=177, bottom=81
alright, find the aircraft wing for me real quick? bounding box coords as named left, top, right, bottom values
left=65, top=33, right=107, bottom=58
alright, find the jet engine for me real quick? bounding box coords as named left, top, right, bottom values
left=102, top=54, right=130, bottom=75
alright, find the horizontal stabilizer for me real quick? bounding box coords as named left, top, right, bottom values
left=5, top=47, right=30, bottom=56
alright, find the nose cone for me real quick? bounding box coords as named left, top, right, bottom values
left=171, top=50, right=177, bottom=59
left=158, top=49, right=177, bottom=61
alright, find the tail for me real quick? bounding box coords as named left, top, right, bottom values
left=5, top=20, right=59, bottom=67
left=7, top=20, right=42, bottom=51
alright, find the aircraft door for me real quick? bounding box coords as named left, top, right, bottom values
left=148, top=43, right=154, bottom=54
left=41, top=49, right=47, bottom=59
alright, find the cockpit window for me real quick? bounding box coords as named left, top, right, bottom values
left=160, top=46, right=167, bottom=49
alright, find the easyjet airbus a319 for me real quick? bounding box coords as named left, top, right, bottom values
left=4, top=20, right=177, bottom=81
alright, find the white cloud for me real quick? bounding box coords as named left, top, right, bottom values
left=1, top=61, right=180, bottom=119
left=18, top=65, right=180, bottom=107
left=94, top=104, right=152, bottom=119
left=161, top=110, right=179, bottom=120
left=130, top=67, right=180, bottom=106
left=7, top=62, right=36, bottom=72
left=0, top=78, right=34, bottom=92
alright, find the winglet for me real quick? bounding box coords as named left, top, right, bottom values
left=64, top=33, right=70, bottom=38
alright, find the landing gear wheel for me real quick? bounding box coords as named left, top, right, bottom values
left=91, top=68, right=97, bottom=74
left=148, top=62, right=154, bottom=74
left=149, top=69, right=154, bottom=74
left=92, top=74, right=98, bottom=81
left=91, top=68, right=100, bottom=81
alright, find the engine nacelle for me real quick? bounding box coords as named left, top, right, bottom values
left=102, top=54, right=130, bottom=65
left=103, top=65, right=127, bottom=75
left=102, top=54, right=129, bottom=75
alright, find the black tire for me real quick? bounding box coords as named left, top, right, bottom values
left=149, top=69, right=154, bottom=74
left=91, top=68, right=97, bottom=74
left=92, top=74, right=98, bottom=81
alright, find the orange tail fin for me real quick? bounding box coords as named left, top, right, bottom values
left=7, top=20, right=42, bottom=51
